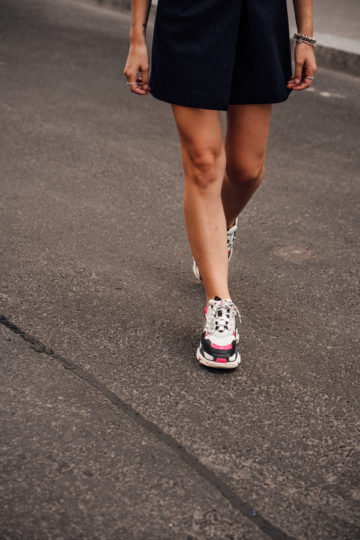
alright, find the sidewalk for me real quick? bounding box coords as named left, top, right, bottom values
left=296, top=0, right=359, bottom=41
left=287, top=0, right=360, bottom=76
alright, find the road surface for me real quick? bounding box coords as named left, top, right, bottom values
left=1, top=0, right=359, bottom=538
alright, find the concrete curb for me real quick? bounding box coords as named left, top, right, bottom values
left=101, top=0, right=360, bottom=78
left=314, top=45, right=360, bottom=77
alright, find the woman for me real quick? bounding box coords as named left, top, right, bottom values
left=124, top=0, right=317, bottom=369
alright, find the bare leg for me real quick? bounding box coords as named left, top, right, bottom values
left=221, top=104, right=273, bottom=228
left=171, top=104, right=229, bottom=302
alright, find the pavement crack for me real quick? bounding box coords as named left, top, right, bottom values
left=1, top=314, right=295, bottom=540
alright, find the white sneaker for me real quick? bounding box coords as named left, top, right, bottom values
left=192, top=217, right=238, bottom=282
left=196, top=296, right=241, bottom=369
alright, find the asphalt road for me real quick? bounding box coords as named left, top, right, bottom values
left=1, top=0, right=359, bottom=538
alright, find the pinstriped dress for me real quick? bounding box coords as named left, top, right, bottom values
left=149, top=0, right=293, bottom=111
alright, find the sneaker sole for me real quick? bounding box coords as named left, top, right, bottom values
left=196, top=346, right=241, bottom=369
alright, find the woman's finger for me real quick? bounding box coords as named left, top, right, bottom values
left=129, top=79, right=144, bottom=94
left=135, top=70, right=149, bottom=94
left=293, top=59, right=304, bottom=85
left=124, top=65, right=149, bottom=95
left=139, top=67, right=150, bottom=91
left=303, top=62, right=317, bottom=88
left=287, top=73, right=307, bottom=91
left=287, top=63, right=306, bottom=91
left=293, top=58, right=316, bottom=91
left=302, top=74, right=313, bottom=89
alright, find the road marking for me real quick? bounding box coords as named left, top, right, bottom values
left=306, top=87, right=345, bottom=99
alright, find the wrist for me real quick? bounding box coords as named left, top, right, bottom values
left=129, top=25, right=146, bottom=45
left=293, top=32, right=317, bottom=48
left=297, top=24, right=314, bottom=37
left=129, top=35, right=146, bottom=47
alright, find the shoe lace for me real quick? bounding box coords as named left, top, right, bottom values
left=206, top=299, right=241, bottom=334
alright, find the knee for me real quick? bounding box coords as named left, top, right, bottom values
left=226, top=159, right=266, bottom=185
left=185, top=147, right=225, bottom=190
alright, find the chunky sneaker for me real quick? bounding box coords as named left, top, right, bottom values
left=196, top=295, right=241, bottom=369
left=192, top=217, right=239, bottom=282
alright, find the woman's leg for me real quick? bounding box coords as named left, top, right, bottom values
left=171, top=104, right=229, bottom=302
left=221, top=104, right=273, bottom=228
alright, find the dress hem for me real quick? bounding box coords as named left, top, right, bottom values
left=149, top=86, right=292, bottom=111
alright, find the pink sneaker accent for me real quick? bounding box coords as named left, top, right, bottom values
left=211, top=343, right=232, bottom=350
left=204, top=306, right=208, bottom=314
left=215, top=358, right=228, bottom=363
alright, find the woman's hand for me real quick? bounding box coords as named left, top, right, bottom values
left=287, top=42, right=317, bottom=91
left=123, top=41, right=151, bottom=95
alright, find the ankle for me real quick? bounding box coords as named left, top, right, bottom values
left=206, top=293, right=231, bottom=303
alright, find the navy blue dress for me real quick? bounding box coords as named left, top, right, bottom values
left=149, top=0, right=293, bottom=111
